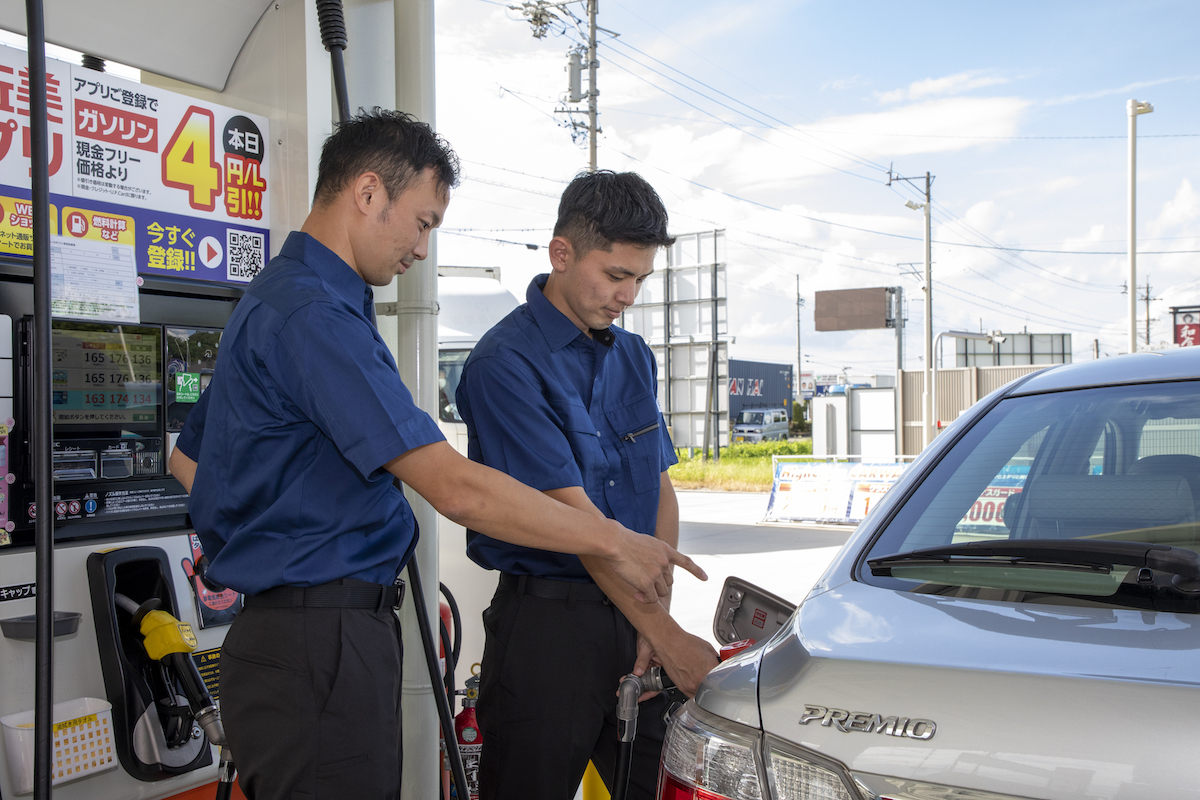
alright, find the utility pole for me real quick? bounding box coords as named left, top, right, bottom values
left=1128, top=98, right=1153, bottom=354
left=586, top=0, right=598, bottom=171
left=796, top=275, right=804, bottom=408
left=892, top=286, right=905, bottom=372
left=1141, top=280, right=1159, bottom=346
left=519, top=0, right=602, bottom=168
left=892, top=168, right=934, bottom=449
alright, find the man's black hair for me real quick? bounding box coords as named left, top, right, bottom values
left=553, top=170, right=675, bottom=257
left=313, top=107, right=460, bottom=206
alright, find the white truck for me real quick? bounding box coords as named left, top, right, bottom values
left=435, top=267, right=520, bottom=678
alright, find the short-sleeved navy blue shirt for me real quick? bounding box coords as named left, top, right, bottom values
left=176, top=232, right=444, bottom=595
left=456, top=274, right=677, bottom=581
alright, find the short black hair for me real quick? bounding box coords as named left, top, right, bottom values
left=313, top=107, right=460, bottom=206
left=553, top=170, right=675, bottom=257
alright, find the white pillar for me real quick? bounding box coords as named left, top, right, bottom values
left=338, top=2, right=442, bottom=797
left=392, top=2, right=442, bottom=800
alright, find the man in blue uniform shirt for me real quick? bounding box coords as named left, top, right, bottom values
left=169, top=112, right=703, bottom=800
left=457, top=171, right=720, bottom=800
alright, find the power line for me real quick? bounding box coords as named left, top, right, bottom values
left=938, top=282, right=1108, bottom=332
left=599, top=55, right=884, bottom=185
left=441, top=230, right=543, bottom=249
left=812, top=129, right=1200, bottom=141
left=461, top=158, right=570, bottom=184
left=733, top=230, right=905, bottom=270
left=730, top=236, right=905, bottom=279
left=887, top=182, right=1126, bottom=292
left=444, top=226, right=553, bottom=232
left=451, top=190, right=556, bottom=217
left=599, top=141, right=928, bottom=242
left=462, top=175, right=561, bottom=198
left=602, top=39, right=888, bottom=175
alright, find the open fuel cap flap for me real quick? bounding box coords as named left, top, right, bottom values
left=712, top=576, right=797, bottom=646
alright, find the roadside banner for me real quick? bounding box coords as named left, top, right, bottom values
left=955, top=464, right=1027, bottom=534
left=765, top=460, right=907, bottom=524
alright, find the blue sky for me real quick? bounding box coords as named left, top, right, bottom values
left=433, top=0, right=1200, bottom=375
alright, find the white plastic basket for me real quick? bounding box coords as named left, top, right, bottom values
left=1, top=697, right=117, bottom=795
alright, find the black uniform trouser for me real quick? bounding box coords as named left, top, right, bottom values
left=219, top=579, right=404, bottom=800
left=477, top=576, right=669, bottom=800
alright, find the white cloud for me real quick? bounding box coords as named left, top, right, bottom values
left=1149, top=179, right=1200, bottom=235
left=709, top=96, right=1029, bottom=195
left=877, top=71, right=1010, bottom=105
left=1043, top=176, right=1081, bottom=194
left=1044, top=75, right=1200, bottom=107
left=821, top=76, right=866, bottom=92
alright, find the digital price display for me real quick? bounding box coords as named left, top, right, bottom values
left=51, top=324, right=162, bottom=427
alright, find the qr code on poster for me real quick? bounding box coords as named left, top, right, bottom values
left=226, top=229, right=266, bottom=282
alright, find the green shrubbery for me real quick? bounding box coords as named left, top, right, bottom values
left=669, top=438, right=813, bottom=490
left=675, top=439, right=812, bottom=461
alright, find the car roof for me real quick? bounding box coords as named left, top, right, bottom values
left=1008, top=347, right=1200, bottom=397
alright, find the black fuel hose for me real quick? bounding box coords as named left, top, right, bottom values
left=439, top=582, right=462, bottom=668
left=612, top=667, right=674, bottom=800
left=24, top=1, right=54, bottom=797
left=408, top=557, right=470, bottom=800
left=612, top=741, right=633, bottom=800
left=215, top=747, right=236, bottom=800
left=315, top=0, right=351, bottom=122
left=439, top=617, right=455, bottom=706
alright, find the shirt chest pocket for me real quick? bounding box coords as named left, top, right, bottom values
left=550, top=400, right=606, bottom=478
left=605, top=393, right=662, bottom=495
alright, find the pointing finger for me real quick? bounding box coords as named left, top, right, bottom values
left=672, top=552, right=707, bottom=582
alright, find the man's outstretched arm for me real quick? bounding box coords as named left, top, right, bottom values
left=389, top=441, right=706, bottom=604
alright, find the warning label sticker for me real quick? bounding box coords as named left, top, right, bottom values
left=191, top=647, right=222, bottom=701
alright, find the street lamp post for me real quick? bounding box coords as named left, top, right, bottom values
left=1128, top=98, right=1153, bottom=354
left=932, top=330, right=1006, bottom=434
left=905, top=183, right=932, bottom=449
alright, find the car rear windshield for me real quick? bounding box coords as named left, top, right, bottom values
left=863, top=379, right=1200, bottom=611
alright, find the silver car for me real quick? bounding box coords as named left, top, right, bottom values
left=660, top=348, right=1200, bottom=800
left=732, top=408, right=790, bottom=443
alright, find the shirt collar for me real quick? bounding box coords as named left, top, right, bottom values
left=282, top=231, right=375, bottom=318
left=527, top=274, right=616, bottom=351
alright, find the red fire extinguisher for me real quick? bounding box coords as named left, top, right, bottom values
left=454, top=673, right=481, bottom=800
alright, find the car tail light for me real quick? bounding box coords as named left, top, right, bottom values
left=658, top=704, right=764, bottom=800
left=657, top=703, right=864, bottom=800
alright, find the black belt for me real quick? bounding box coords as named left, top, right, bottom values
left=245, top=581, right=405, bottom=612
left=500, top=573, right=608, bottom=604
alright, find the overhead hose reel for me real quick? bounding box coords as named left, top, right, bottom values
left=315, top=0, right=351, bottom=122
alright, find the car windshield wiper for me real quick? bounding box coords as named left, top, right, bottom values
left=868, top=539, right=1200, bottom=590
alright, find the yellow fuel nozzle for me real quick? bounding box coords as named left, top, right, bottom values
left=138, top=608, right=198, bottom=662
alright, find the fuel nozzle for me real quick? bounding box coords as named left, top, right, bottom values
left=115, top=593, right=226, bottom=747
left=615, top=666, right=673, bottom=743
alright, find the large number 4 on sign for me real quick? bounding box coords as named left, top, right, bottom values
left=162, top=106, right=222, bottom=212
